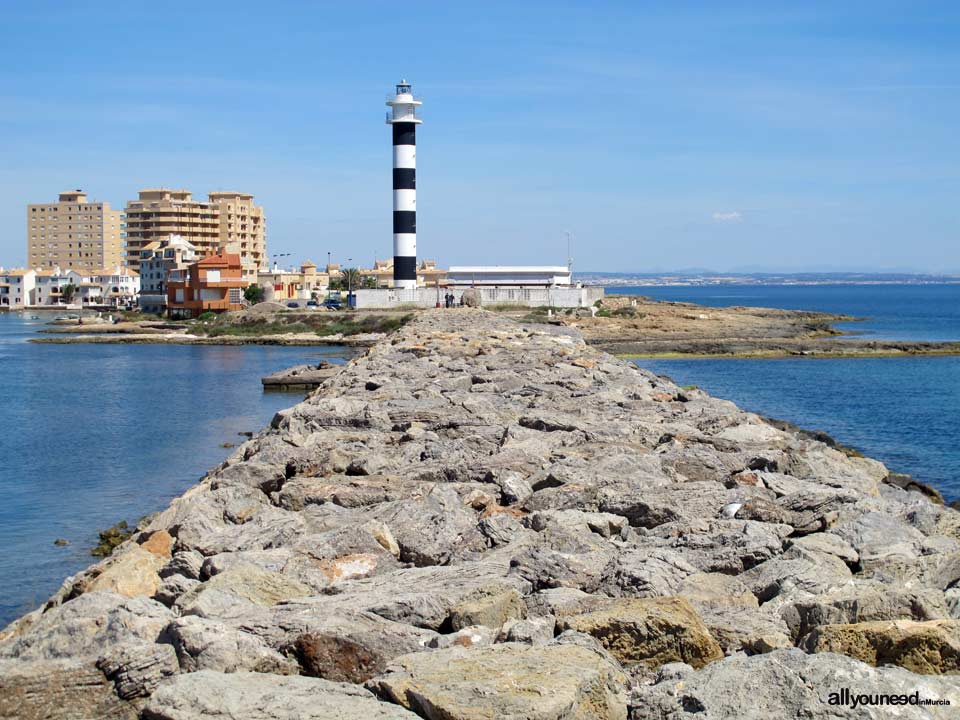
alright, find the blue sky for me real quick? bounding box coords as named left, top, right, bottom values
left=1, top=1, right=958, bottom=272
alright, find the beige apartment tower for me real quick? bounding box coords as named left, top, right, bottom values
left=209, top=192, right=266, bottom=274
left=27, top=191, right=123, bottom=272
left=123, top=189, right=266, bottom=276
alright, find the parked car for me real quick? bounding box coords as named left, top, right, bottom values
left=321, top=298, right=342, bottom=310
left=306, top=299, right=320, bottom=308
left=286, top=301, right=300, bottom=309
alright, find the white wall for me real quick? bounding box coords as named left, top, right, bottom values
left=353, top=286, right=603, bottom=309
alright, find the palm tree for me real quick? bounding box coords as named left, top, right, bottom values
left=341, top=268, right=362, bottom=294
left=61, top=283, right=77, bottom=304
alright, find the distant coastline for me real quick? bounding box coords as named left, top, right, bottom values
left=576, top=272, right=960, bottom=287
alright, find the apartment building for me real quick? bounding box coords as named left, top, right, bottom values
left=27, top=191, right=123, bottom=272
left=209, top=192, right=267, bottom=276
left=138, top=235, right=197, bottom=315
left=123, top=189, right=266, bottom=278
left=166, top=253, right=245, bottom=318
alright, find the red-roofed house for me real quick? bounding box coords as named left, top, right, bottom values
left=166, top=253, right=245, bottom=318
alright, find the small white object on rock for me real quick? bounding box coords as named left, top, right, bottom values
left=720, top=502, right=743, bottom=519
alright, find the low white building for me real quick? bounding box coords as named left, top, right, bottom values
left=0, top=266, right=138, bottom=308
left=0, top=269, right=36, bottom=308
left=32, top=269, right=75, bottom=306
left=92, top=266, right=140, bottom=308
left=446, top=266, right=573, bottom=287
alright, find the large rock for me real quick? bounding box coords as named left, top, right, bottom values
left=96, top=642, right=179, bottom=701
left=630, top=648, right=960, bottom=719
left=174, top=563, right=312, bottom=617
left=167, top=615, right=298, bottom=674
left=0, top=592, right=172, bottom=661
left=283, top=611, right=437, bottom=683
left=782, top=587, right=952, bottom=640
left=142, top=670, right=420, bottom=720
left=369, top=643, right=628, bottom=720
left=557, top=597, right=723, bottom=669
left=85, top=546, right=166, bottom=599
left=800, top=619, right=960, bottom=674
left=448, top=587, right=526, bottom=630
left=0, top=658, right=136, bottom=719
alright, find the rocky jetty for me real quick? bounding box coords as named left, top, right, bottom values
left=2, top=309, right=959, bottom=719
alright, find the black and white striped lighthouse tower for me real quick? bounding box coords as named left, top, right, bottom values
left=386, top=80, right=422, bottom=290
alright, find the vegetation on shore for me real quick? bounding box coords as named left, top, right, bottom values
left=91, top=521, right=133, bottom=557
left=194, top=312, right=413, bottom=338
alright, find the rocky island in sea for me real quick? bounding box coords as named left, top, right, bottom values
left=1, top=309, right=958, bottom=719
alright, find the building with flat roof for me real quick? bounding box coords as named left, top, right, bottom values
left=138, top=234, right=197, bottom=314
left=209, top=192, right=267, bottom=276
left=27, top=191, right=123, bottom=272
left=123, top=189, right=266, bottom=278
left=446, top=266, right=573, bottom=287
left=0, top=268, right=36, bottom=308
left=167, top=253, right=245, bottom=318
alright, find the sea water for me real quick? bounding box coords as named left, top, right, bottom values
left=624, top=284, right=960, bottom=503
left=0, top=312, right=351, bottom=626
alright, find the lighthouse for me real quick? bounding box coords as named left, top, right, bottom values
left=386, top=80, right=422, bottom=290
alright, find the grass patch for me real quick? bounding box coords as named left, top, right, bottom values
left=202, top=321, right=313, bottom=337
left=316, top=313, right=413, bottom=336
left=194, top=312, right=414, bottom=338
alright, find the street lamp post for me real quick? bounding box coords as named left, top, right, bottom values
left=347, top=257, right=353, bottom=307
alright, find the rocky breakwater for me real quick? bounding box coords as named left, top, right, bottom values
left=2, top=309, right=959, bottom=719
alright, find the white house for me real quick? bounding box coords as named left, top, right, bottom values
left=91, top=266, right=140, bottom=308
left=32, top=268, right=75, bottom=306
left=0, top=269, right=36, bottom=308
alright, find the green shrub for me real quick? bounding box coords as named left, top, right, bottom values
left=196, top=311, right=217, bottom=322
left=244, top=284, right=264, bottom=304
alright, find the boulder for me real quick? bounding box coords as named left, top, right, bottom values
left=0, top=658, right=136, bottom=719
left=159, top=550, right=204, bottom=580
left=800, top=619, right=960, bottom=674
left=782, top=587, right=952, bottom=641
left=369, top=643, right=627, bottom=720
left=142, top=670, right=420, bottom=720
left=86, top=546, right=166, bottom=598
left=557, top=597, right=723, bottom=669
left=283, top=611, right=436, bottom=684
left=174, top=563, right=312, bottom=617
left=96, top=642, right=179, bottom=700
left=448, top=587, right=526, bottom=630
left=167, top=615, right=298, bottom=674
left=0, top=593, right=172, bottom=661
left=630, top=648, right=960, bottom=719
left=498, top=616, right=556, bottom=644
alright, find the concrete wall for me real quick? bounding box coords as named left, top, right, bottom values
left=353, top=286, right=604, bottom=309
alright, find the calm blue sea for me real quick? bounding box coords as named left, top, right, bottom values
left=623, top=285, right=960, bottom=504
left=617, top=283, right=960, bottom=341
left=0, top=313, right=351, bottom=626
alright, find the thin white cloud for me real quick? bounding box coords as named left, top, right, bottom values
left=712, top=211, right=743, bottom=222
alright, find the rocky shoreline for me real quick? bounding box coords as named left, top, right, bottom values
left=2, top=309, right=958, bottom=719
